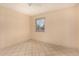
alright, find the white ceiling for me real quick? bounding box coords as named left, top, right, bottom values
left=0, top=3, right=76, bottom=16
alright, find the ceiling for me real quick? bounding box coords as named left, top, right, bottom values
left=0, top=3, right=76, bottom=16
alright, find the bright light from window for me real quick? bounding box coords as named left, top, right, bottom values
left=36, top=18, right=45, bottom=32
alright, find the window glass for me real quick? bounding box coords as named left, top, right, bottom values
left=36, top=18, right=45, bottom=32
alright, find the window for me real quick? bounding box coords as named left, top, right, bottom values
left=36, top=17, right=45, bottom=32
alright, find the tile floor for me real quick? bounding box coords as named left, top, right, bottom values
left=0, top=39, right=79, bottom=56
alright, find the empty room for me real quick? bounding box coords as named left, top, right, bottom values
left=0, top=3, right=79, bottom=56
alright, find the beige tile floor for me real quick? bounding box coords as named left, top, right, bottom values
left=0, top=39, right=79, bottom=56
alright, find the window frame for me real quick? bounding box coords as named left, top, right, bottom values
left=35, top=17, right=45, bottom=32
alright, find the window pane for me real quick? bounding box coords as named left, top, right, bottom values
left=36, top=18, right=45, bottom=32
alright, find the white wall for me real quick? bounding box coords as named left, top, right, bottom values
left=31, top=6, right=79, bottom=49
left=0, top=6, right=31, bottom=49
